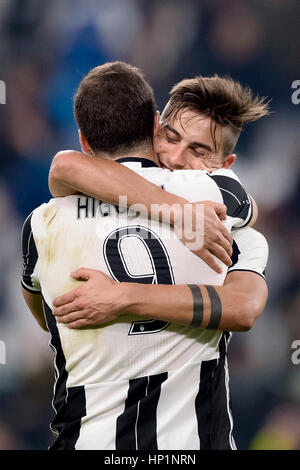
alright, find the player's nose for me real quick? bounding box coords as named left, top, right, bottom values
left=168, top=146, right=187, bottom=169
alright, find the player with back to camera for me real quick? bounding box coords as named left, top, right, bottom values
left=22, top=62, right=269, bottom=450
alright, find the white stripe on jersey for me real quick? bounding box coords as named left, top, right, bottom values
left=156, top=362, right=201, bottom=450
left=75, top=380, right=131, bottom=450
left=223, top=333, right=236, bottom=450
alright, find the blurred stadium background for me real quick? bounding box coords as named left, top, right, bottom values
left=0, top=0, right=299, bottom=450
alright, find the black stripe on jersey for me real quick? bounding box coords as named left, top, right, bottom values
left=209, top=174, right=251, bottom=223
left=116, top=376, right=148, bottom=450
left=43, top=301, right=86, bottom=450
left=21, top=213, right=40, bottom=292
left=195, top=358, right=218, bottom=449
left=230, top=240, right=241, bottom=269
left=210, top=332, right=235, bottom=450
left=116, top=372, right=167, bottom=450
left=137, top=372, right=168, bottom=449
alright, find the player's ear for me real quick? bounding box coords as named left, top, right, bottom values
left=79, top=129, right=93, bottom=155
left=222, top=154, right=236, bottom=169
left=153, top=111, right=160, bottom=138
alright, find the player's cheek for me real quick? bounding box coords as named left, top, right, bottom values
left=154, top=134, right=169, bottom=154
left=190, top=157, right=210, bottom=171
left=157, top=144, right=174, bottom=165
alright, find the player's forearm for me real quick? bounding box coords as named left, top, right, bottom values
left=22, top=288, right=49, bottom=332
left=119, top=282, right=258, bottom=332
left=49, top=150, right=186, bottom=224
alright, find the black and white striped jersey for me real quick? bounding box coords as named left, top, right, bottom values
left=21, top=158, right=268, bottom=450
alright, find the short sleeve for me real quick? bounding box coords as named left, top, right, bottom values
left=228, top=227, right=269, bottom=279
left=21, top=213, right=41, bottom=293
left=209, top=169, right=253, bottom=228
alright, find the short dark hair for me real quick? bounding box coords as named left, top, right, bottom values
left=161, top=75, right=270, bottom=157
left=74, top=61, right=156, bottom=155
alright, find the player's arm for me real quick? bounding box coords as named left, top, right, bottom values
left=52, top=227, right=268, bottom=331
left=21, top=213, right=48, bottom=332
left=120, top=269, right=267, bottom=331
left=49, top=150, right=225, bottom=219
left=22, top=288, right=48, bottom=332
left=49, top=150, right=233, bottom=273
left=52, top=268, right=267, bottom=332
left=49, top=150, right=175, bottom=205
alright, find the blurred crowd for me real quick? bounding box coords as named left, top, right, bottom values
left=0, top=0, right=299, bottom=450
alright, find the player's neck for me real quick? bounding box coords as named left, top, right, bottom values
left=94, top=142, right=159, bottom=165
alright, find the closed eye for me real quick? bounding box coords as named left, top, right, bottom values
left=191, top=148, right=207, bottom=157
left=165, top=133, right=179, bottom=144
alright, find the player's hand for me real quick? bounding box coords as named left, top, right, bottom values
left=52, top=268, right=123, bottom=329
left=173, top=201, right=233, bottom=274
left=198, top=201, right=233, bottom=273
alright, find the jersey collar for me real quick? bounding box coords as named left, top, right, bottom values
left=115, top=157, right=159, bottom=168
